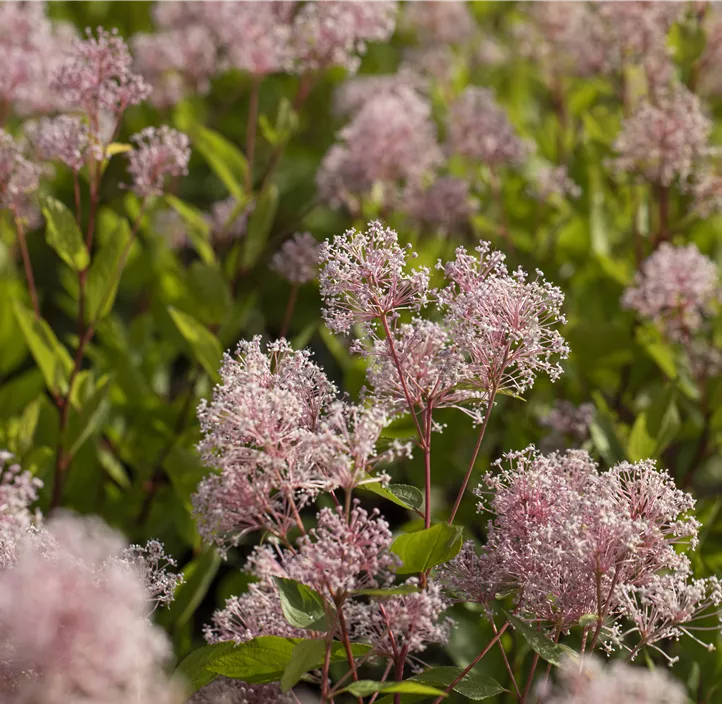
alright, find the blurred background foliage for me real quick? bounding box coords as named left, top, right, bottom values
left=2, top=1, right=722, bottom=700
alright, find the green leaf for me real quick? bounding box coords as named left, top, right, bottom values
left=281, top=639, right=325, bottom=692
left=175, top=641, right=237, bottom=692
left=628, top=413, right=656, bottom=463
left=105, top=142, right=132, bottom=157
left=168, top=307, right=223, bottom=381
left=12, top=300, right=73, bottom=395
left=636, top=326, right=677, bottom=380
left=42, top=196, right=89, bottom=271
left=414, top=666, right=506, bottom=700
left=341, top=681, right=447, bottom=698
left=208, top=636, right=300, bottom=684
left=506, top=613, right=567, bottom=667
left=85, top=213, right=131, bottom=321
left=274, top=577, right=334, bottom=631
left=391, top=523, right=464, bottom=575
left=589, top=392, right=627, bottom=466
left=186, top=262, right=231, bottom=326
left=194, top=126, right=248, bottom=201
left=208, top=636, right=371, bottom=686
left=165, top=195, right=216, bottom=265
left=161, top=545, right=221, bottom=628
left=242, top=184, right=278, bottom=268
left=361, top=481, right=424, bottom=511
left=64, top=374, right=111, bottom=457
left=646, top=386, right=680, bottom=455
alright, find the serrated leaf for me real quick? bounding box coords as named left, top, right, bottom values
left=413, top=666, right=506, bottom=700
left=42, top=196, right=89, bottom=271
left=168, top=307, right=222, bottom=381
left=12, top=300, right=73, bottom=395
left=242, top=185, right=278, bottom=268
left=342, top=681, right=446, bottom=698
left=506, top=613, right=567, bottom=667
left=85, top=213, right=131, bottom=321
left=361, top=481, right=424, bottom=511
left=274, top=577, right=334, bottom=631
left=281, top=639, right=325, bottom=692
left=194, top=126, right=248, bottom=201
left=391, top=523, right=464, bottom=575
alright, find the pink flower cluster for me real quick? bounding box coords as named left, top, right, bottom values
left=0, top=3, right=75, bottom=117
left=317, top=85, right=442, bottom=212
left=540, top=400, right=595, bottom=449
left=0, top=513, right=181, bottom=704
left=401, top=176, right=478, bottom=232
left=0, top=130, right=42, bottom=219
left=127, top=126, right=191, bottom=197
left=622, top=243, right=720, bottom=341
left=612, top=85, right=712, bottom=187
left=540, top=656, right=687, bottom=704
left=27, top=115, right=94, bottom=172
left=446, top=87, right=534, bottom=169
left=520, top=2, right=682, bottom=85
left=134, top=1, right=398, bottom=105
left=319, top=223, right=568, bottom=422
left=402, top=1, right=477, bottom=45
left=193, top=337, right=405, bottom=550
left=51, top=28, right=151, bottom=129
left=270, top=232, right=321, bottom=285
left=0, top=451, right=43, bottom=571
left=189, top=678, right=292, bottom=704
left=442, top=446, right=709, bottom=655
left=204, top=503, right=451, bottom=660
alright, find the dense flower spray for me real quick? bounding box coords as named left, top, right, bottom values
left=189, top=678, right=292, bottom=704
left=540, top=656, right=687, bottom=704
left=402, top=1, right=477, bottom=46
left=27, top=115, right=94, bottom=172
left=127, top=126, right=191, bottom=197
left=317, top=87, right=442, bottom=212
left=0, top=514, right=182, bottom=704
left=622, top=243, right=720, bottom=341
left=0, top=130, right=41, bottom=219
left=612, top=85, right=712, bottom=187
left=270, top=232, right=321, bottom=285
left=447, top=87, right=534, bottom=169
left=51, top=28, right=151, bottom=135
left=442, top=446, right=705, bottom=653
left=0, top=452, right=43, bottom=570
left=0, top=2, right=75, bottom=117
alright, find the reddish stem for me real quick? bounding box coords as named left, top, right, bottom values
left=448, top=386, right=498, bottom=524
left=14, top=215, right=40, bottom=319
left=280, top=284, right=298, bottom=339
left=423, top=402, right=433, bottom=529
left=51, top=203, right=147, bottom=508
left=521, top=652, right=540, bottom=704
left=430, top=621, right=510, bottom=704
left=380, top=313, right=424, bottom=444
left=337, top=604, right=363, bottom=704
